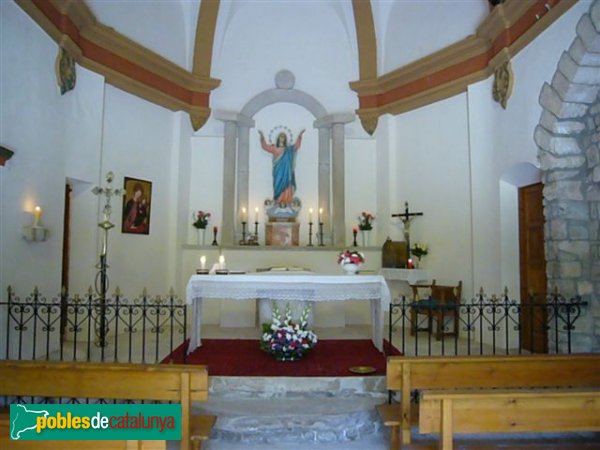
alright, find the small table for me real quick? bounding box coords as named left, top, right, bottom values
left=186, top=272, right=391, bottom=354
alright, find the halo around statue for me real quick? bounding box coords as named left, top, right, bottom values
left=268, top=125, right=293, bottom=146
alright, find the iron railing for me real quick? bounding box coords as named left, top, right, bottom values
left=2, top=286, right=187, bottom=364
left=387, top=289, right=588, bottom=356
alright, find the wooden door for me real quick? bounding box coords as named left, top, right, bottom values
left=519, top=182, right=547, bottom=353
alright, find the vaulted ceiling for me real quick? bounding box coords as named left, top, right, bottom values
left=17, top=0, right=575, bottom=134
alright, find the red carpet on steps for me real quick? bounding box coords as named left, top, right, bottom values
left=162, top=339, right=401, bottom=377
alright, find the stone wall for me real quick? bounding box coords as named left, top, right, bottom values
left=535, top=0, right=600, bottom=352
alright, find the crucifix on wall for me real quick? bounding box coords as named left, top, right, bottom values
left=391, top=202, right=424, bottom=264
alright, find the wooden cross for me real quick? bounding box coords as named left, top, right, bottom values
left=392, top=202, right=424, bottom=264
left=392, top=202, right=423, bottom=230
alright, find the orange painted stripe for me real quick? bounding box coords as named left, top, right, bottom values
left=32, top=0, right=208, bottom=108
left=362, top=0, right=565, bottom=109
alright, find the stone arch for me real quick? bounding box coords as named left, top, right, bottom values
left=240, top=87, right=328, bottom=119
left=534, top=0, right=600, bottom=352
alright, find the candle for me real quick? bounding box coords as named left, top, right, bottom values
left=241, top=207, right=247, bottom=222
left=200, top=255, right=206, bottom=270
left=407, top=258, right=414, bottom=269
left=309, top=208, right=313, bottom=223
left=213, top=225, right=218, bottom=232
left=352, top=226, right=358, bottom=236
left=318, top=207, right=323, bottom=224
left=219, top=255, right=226, bottom=270
left=254, top=207, right=259, bottom=222
left=33, top=206, right=42, bottom=227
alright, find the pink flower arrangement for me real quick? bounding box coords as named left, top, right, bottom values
left=337, top=250, right=365, bottom=265
left=358, top=212, right=375, bottom=230
left=193, top=210, right=211, bottom=229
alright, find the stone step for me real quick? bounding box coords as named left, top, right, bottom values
left=193, top=376, right=388, bottom=446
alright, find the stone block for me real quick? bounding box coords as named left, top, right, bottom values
left=591, top=2, right=600, bottom=34
left=559, top=51, right=600, bottom=85
left=558, top=261, right=582, bottom=278
left=587, top=184, right=600, bottom=201
left=578, top=14, right=600, bottom=53
left=539, top=83, right=588, bottom=119
left=593, top=264, right=600, bottom=281
left=545, top=170, right=582, bottom=182
left=578, top=280, right=594, bottom=296
left=587, top=145, right=600, bottom=167
left=558, top=239, right=589, bottom=259
left=540, top=111, right=586, bottom=135
left=569, top=38, right=600, bottom=66
left=549, top=219, right=568, bottom=240
left=548, top=279, right=576, bottom=297
left=594, top=165, right=600, bottom=182
left=552, top=70, right=600, bottom=103
left=538, top=151, right=585, bottom=170
left=568, top=222, right=590, bottom=240
left=543, top=181, right=583, bottom=201
left=545, top=200, right=590, bottom=220
left=534, top=126, right=582, bottom=156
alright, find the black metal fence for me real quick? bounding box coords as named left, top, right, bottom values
left=388, top=289, right=588, bottom=356
left=2, top=286, right=187, bottom=363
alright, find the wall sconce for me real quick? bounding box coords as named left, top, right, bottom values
left=22, top=206, right=48, bottom=242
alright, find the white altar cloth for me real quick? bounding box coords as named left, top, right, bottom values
left=186, top=273, right=391, bottom=354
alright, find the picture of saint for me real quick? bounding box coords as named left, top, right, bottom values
left=259, top=128, right=305, bottom=207
left=122, top=177, right=152, bottom=234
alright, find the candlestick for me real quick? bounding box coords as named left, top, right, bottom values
left=307, top=222, right=314, bottom=247
left=241, top=221, right=247, bottom=243
left=318, top=222, right=324, bottom=246
left=211, top=226, right=218, bottom=246
left=352, top=227, right=358, bottom=247
left=200, top=255, right=206, bottom=270
left=309, top=208, right=313, bottom=223
left=254, top=221, right=259, bottom=243
left=33, top=206, right=42, bottom=227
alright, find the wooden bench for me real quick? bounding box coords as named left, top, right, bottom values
left=377, top=353, right=600, bottom=449
left=419, top=388, right=600, bottom=450
left=0, top=360, right=216, bottom=450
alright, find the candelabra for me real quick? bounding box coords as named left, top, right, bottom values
left=91, top=171, right=122, bottom=347
left=307, top=222, right=314, bottom=247
left=211, top=227, right=218, bottom=246
left=318, top=222, right=325, bottom=246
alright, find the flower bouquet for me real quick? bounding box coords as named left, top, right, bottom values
left=358, top=212, right=375, bottom=231
left=261, top=304, right=318, bottom=361
left=338, top=249, right=365, bottom=274
left=193, top=210, right=211, bottom=229
left=411, top=242, right=428, bottom=260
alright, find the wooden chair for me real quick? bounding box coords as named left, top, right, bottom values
left=410, top=280, right=462, bottom=340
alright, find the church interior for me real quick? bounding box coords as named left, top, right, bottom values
left=1, top=0, right=600, bottom=448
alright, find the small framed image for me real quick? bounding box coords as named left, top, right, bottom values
left=122, top=177, right=152, bottom=235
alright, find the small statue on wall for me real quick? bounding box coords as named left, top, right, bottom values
left=55, top=47, right=76, bottom=95
left=258, top=126, right=305, bottom=220
left=492, top=60, right=514, bottom=109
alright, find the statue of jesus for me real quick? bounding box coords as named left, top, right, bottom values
left=259, top=129, right=305, bottom=206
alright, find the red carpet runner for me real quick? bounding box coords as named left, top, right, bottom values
left=163, top=339, right=401, bottom=377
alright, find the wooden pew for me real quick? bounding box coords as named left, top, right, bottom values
left=419, top=388, right=600, bottom=450
left=377, top=353, right=600, bottom=449
left=0, top=360, right=216, bottom=450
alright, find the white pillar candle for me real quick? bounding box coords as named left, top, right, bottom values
left=309, top=208, right=313, bottom=223
left=200, top=255, right=206, bottom=270
left=254, top=207, right=259, bottom=222
left=33, top=206, right=42, bottom=227
left=219, top=255, right=225, bottom=270
left=241, top=207, right=247, bottom=222
left=318, top=207, right=323, bottom=224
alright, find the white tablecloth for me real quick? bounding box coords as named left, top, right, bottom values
left=379, top=268, right=430, bottom=284
left=185, top=272, right=391, bottom=353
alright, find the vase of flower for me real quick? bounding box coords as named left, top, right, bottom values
left=343, top=263, right=360, bottom=275
left=197, top=228, right=206, bottom=246
left=358, top=212, right=375, bottom=247
left=410, top=242, right=428, bottom=268
left=360, top=230, right=371, bottom=247
left=261, top=304, right=318, bottom=362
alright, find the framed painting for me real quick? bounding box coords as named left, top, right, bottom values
left=122, top=177, right=152, bottom=235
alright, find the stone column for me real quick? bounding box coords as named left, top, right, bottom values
left=315, top=113, right=354, bottom=247
left=236, top=114, right=255, bottom=241
left=317, top=126, right=331, bottom=239
left=215, top=113, right=238, bottom=246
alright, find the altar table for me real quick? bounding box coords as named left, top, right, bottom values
left=186, top=273, right=391, bottom=354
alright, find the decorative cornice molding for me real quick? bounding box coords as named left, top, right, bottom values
left=351, top=0, right=576, bottom=133
left=16, top=0, right=220, bottom=129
